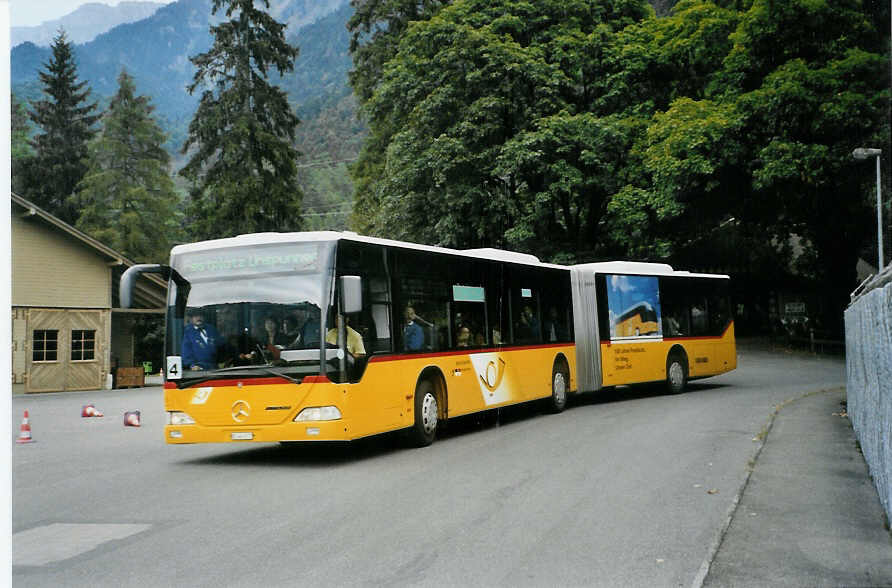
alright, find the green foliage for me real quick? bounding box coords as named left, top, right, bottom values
left=635, top=0, right=889, bottom=329
left=11, top=93, right=33, bottom=195
left=347, top=0, right=448, bottom=103
left=180, top=0, right=303, bottom=240
left=24, top=30, right=99, bottom=224
left=11, top=93, right=32, bottom=160
left=76, top=70, right=183, bottom=263
left=349, top=0, right=888, bottom=332
left=351, top=0, right=653, bottom=259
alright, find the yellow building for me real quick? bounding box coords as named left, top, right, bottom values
left=11, top=193, right=167, bottom=393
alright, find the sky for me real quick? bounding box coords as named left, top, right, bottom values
left=11, top=0, right=175, bottom=27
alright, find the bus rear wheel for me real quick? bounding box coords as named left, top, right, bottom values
left=547, top=362, right=569, bottom=413
left=409, top=379, right=438, bottom=447
left=666, top=353, right=687, bottom=394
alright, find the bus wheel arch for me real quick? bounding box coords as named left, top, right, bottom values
left=547, top=354, right=570, bottom=413
left=410, top=367, right=447, bottom=447
left=666, top=345, right=688, bottom=394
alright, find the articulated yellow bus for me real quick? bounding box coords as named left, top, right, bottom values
left=121, top=233, right=736, bottom=447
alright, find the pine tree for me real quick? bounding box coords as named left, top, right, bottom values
left=27, top=29, right=99, bottom=223
left=77, top=69, right=183, bottom=263
left=180, top=0, right=303, bottom=240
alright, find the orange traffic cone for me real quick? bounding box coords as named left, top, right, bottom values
left=124, top=410, right=141, bottom=427
left=82, top=404, right=104, bottom=418
left=16, top=410, right=33, bottom=444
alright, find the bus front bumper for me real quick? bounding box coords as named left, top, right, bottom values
left=164, top=420, right=351, bottom=444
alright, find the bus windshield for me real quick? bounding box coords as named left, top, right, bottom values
left=166, top=241, right=336, bottom=382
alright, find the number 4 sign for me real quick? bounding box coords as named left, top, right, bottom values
left=167, top=356, right=183, bottom=380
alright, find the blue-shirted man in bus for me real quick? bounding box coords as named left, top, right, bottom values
left=403, top=305, right=424, bottom=351
left=182, top=309, right=221, bottom=370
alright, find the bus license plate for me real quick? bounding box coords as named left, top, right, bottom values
left=231, top=432, right=253, bottom=440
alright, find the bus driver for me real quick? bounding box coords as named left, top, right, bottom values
left=182, top=309, right=221, bottom=370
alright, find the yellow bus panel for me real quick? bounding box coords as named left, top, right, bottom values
left=600, top=322, right=736, bottom=387
left=164, top=344, right=577, bottom=444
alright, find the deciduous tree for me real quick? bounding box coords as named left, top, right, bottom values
left=352, top=0, right=652, bottom=254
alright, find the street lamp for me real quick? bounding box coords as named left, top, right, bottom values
left=852, top=147, right=883, bottom=272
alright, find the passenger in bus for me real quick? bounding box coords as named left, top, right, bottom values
left=325, top=315, right=366, bottom=356
left=182, top=309, right=222, bottom=370
left=517, top=305, right=540, bottom=341
left=544, top=307, right=567, bottom=342
left=664, top=315, right=683, bottom=337
left=403, top=305, right=425, bottom=351
left=261, top=315, right=288, bottom=360
left=456, top=326, right=471, bottom=347
left=263, top=316, right=288, bottom=347
left=283, top=315, right=302, bottom=347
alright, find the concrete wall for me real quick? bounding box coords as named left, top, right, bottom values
left=844, top=276, right=892, bottom=523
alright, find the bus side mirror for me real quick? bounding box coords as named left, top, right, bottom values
left=120, top=264, right=188, bottom=309
left=121, top=264, right=172, bottom=308
left=340, top=275, right=362, bottom=314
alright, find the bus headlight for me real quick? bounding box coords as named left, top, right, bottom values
left=167, top=411, right=195, bottom=425
left=294, top=406, right=342, bottom=422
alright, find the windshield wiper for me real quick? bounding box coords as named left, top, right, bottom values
left=182, top=364, right=302, bottom=385
left=246, top=365, right=302, bottom=385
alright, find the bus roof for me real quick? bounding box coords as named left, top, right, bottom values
left=170, top=231, right=561, bottom=269
left=170, top=233, right=729, bottom=278
left=573, top=261, right=729, bottom=280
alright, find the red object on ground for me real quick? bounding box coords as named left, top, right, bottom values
left=124, top=410, right=141, bottom=427
left=16, top=410, right=33, bottom=443
left=82, top=404, right=104, bottom=418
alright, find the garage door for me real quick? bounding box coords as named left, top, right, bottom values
left=26, top=309, right=106, bottom=392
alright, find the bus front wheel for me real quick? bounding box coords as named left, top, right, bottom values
left=409, top=379, right=438, bottom=447
left=666, top=353, right=688, bottom=394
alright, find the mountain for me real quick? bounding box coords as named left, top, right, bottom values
left=12, top=0, right=354, bottom=145
left=12, top=2, right=167, bottom=47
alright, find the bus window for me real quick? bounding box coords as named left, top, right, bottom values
left=690, top=298, right=708, bottom=336
left=659, top=278, right=688, bottom=338
left=662, top=301, right=689, bottom=337
left=541, top=269, right=573, bottom=342
left=452, top=284, right=487, bottom=348
left=336, top=241, right=392, bottom=354
left=512, top=288, right=541, bottom=343
left=708, top=284, right=731, bottom=335
left=396, top=252, right=451, bottom=352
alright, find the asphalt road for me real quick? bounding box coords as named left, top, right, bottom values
left=12, top=346, right=846, bottom=587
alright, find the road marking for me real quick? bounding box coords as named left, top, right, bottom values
left=13, top=523, right=150, bottom=566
